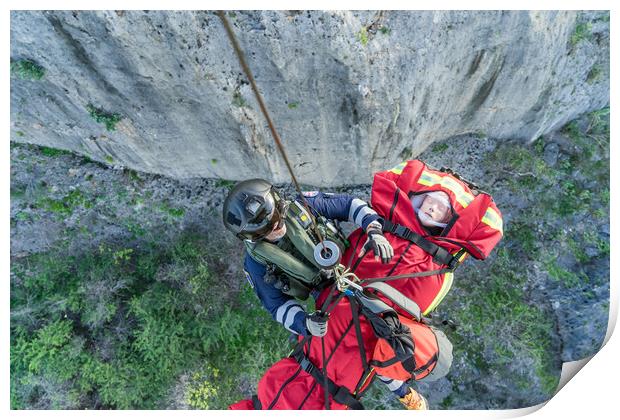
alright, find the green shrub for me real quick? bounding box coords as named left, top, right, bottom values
left=570, top=22, right=592, bottom=46
left=215, top=179, right=236, bottom=189
left=357, top=27, right=369, bottom=45
left=86, top=104, right=123, bottom=131
left=545, top=258, right=585, bottom=288
left=11, top=232, right=290, bottom=409
left=11, top=59, right=46, bottom=80
left=159, top=203, right=185, bottom=218
left=586, top=65, right=602, bottom=84
left=39, top=146, right=71, bottom=157
left=36, top=189, right=92, bottom=216
left=232, top=91, right=247, bottom=108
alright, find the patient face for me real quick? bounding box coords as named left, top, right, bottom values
left=419, top=193, right=451, bottom=226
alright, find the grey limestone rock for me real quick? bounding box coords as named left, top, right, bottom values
left=10, top=10, right=609, bottom=186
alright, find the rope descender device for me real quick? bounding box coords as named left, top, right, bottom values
left=312, top=241, right=362, bottom=293
left=313, top=240, right=341, bottom=269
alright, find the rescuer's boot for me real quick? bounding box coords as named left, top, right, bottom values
left=399, top=387, right=428, bottom=410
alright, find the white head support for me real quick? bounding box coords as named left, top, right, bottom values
left=411, top=191, right=453, bottom=228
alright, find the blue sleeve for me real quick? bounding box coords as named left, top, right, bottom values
left=243, top=252, right=308, bottom=335
left=376, top=375, right=409, bottom=398
left=300, top=191, right=380, bottom=230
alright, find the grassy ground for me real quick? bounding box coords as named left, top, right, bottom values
left=10, top=232, right=289, bottom=409
left=432, top=107, right=609, bottom=408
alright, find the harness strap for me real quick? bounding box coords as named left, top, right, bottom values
left=371, top=353, right=439, bottom=378
left=369, top=357, right=402, bottom=368
left=382, top=220, right=458, bottom=268
left=360, top=282, right=422, bottom=321
left=361, top=268, right=453, bottom=284
left=349, top=297, right=369, bottom=372
left=293, top=353, right=365, bottom=410
left=368, top=355, right=419, bottom=372
left=413, top=353, right=438, bottom=376
left=352, top=289, right=396, bottom=316
left=267, top=365, right=303, bottom=409
left=321, top=336, right=330, bottom=410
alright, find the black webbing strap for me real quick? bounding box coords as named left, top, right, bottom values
left=346, top=232, right=366, bottom=269
left=369, top=357, right=399, bottom=368
left=287, top=283, right=342, bottom=360
left=298, top=382, right=317, bottom=409
left=413, top=353, right=438, bottom=376
left=252, top=394, right=262, bottom=409
left=293, top=352, right=365, bottom=410
left=286, top=287, right=358, bottom=410
left=349, top=297, right=369, bottom=372
left=267, top=365, right=303, bottom=409
left=360, top=267, right=453, bottom=284
left=368, top=355, right=414, bottom=371
left=382, top=220, right=458, bottom=268
left=321, top=336, right=330, bottom=410
left=388, top=188, right=400, bottom=221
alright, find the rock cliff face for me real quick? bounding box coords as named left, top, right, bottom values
left=10, top=10, right=609, bottom=185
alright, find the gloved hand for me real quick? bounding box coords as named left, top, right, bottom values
left=305, top=311, right=329, bottom=337
left=359, top=222, right=394, bottom=263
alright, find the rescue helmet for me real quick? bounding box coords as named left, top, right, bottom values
left=222, top=179, right=287, bottom=241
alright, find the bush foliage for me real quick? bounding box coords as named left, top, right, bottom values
left=11, top=234, right=288, bottom=409
left=11, top=59, right=46, bottom=80
left=86, top=104, right=123, bottom=131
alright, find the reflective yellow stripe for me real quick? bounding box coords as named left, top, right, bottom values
left=417, top=170, right=474, bottom=208
left=440, top=178, right=474, bottom=207
left=423, top=272, right=453, bottom=315
left=417, top=171, right=442, bottom=186
left=481, top=207, right=503, bottom=234
left=389, top=161, right=407, bottom=175
left=353, top=368, right=375, bottom=396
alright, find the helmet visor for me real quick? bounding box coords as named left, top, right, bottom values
left=247, top=194, right=288, bottom=241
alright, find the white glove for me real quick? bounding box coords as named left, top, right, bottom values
left=305, top=311, right=328, bottom=337
left=359, top=222, right=394, bottom=263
